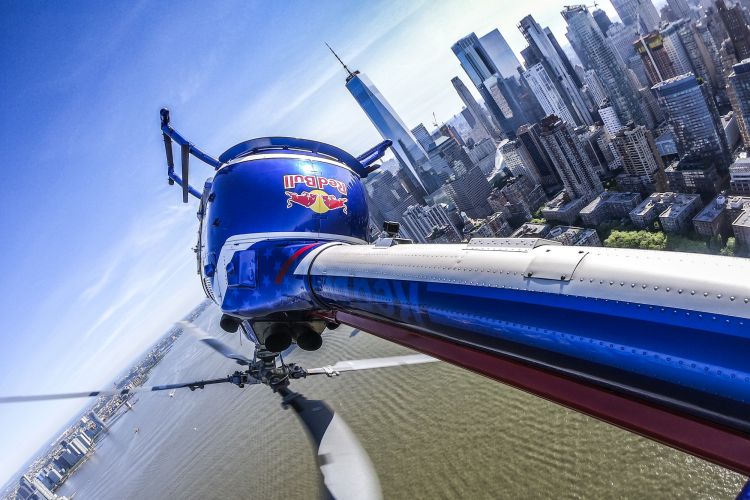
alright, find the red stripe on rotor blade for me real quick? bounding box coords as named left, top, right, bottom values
left=333, top=311, right=750, bottom=476
left=274, top=243, right=320, bottom=285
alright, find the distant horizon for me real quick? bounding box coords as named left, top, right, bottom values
left=0, top=299, right=211, bottom=493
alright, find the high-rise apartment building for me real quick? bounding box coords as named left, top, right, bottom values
left=517, top=123, right=563, bottom=194
left=583, top=69, right=608, bottom=107
left=519, top=15, right=592, bottom=126
left=538, top=115, right=604, bottom=201
left=612, top=122, right=667, bottom=189
left=661, top=22, right=694, bottom=76
left=522, top=63, right=577, bottom=125
left=592, top=8, right=613, bottom=34
left=728, top=59, right=750, bottom=147
left=667, top=0, right=693, bottom=20
left=635, top=32, right=679, bottom=86
left=599, top=100, right=625, bottom=135
left=717, top=0, right=750, bottom=62
left=611, top=0, right=661, bottom=33
left=563, top=5, right=645, bottom=125
left=652, top=73, right=730, bottom=170
left=444, top=166, right=494, bottom=218
left=401, top=203, right=460, bottom=243
left=606, top=22, right=640, bottom=66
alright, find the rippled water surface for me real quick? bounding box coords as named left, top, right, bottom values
left=57, top=308, right=745, bottom=499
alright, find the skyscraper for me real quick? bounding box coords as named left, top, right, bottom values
left=538, top=115, right=604, bottom=201
left=660, top=21, right=695, bottom=76
left=653, top=73, right=730, bottom=170
left=610, top=0, right=661, bottom=33
left=605, top=22, right=640, bottom=67
left=364, top=169, right=419, bottom=228
left=612, top=122, right=667, bottom=190
left=545, top=27, right=583, bottom=88
left=444, top=165, right=494, bottom=218
left=452, top=33, right=528, bottom=138
left=451, top=76, right=502, bottom=141
left=479, top=29, right=522, bottom=79
left=717, top=0, right=750, bottom=62
left=635, top=32, right=680, bottom=86
left=401, top=203, right=460, bottom=243
left=592, top=8, right=613, bottom=34
left=563, top=5, right=645, bottom=125
left=667, top=0, right=693, bottom=20
left=411, top=123, right=435, bottom=151
left=695, top=20, right=726, bottom=90
left=583, top=69, right=608, bottom=107
left=517, top=123, right=563, bottom=194
left=519, top=15, right=593, bottom=126
left=522, top=63, right=577, bottom=124
left=329, top=45, right=429, bottom=197
left=728, top=59, right=750, bottom=147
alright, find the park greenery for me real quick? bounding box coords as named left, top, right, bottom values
left=521, top=211, right=742, bottom=257
left=604, top=230, right=667, bottom=250
left=604, top=230, right=738, bottom=256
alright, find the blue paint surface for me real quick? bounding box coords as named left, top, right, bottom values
left=309, top=274, right=750, bottom=428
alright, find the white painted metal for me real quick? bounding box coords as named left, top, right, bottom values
left=318, top=413, right=382, bottom=500
left=299, top=239, right=750, bottom=320
left=307, top=354, right=438, bottom=376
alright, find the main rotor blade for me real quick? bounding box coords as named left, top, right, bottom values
left=306, top=354, right=438, bottom=376
left=178, top=320, right=253, bottom=365
left=0, top=377, right=235, bottom=404
left=277, top=387, right=382, bottom=500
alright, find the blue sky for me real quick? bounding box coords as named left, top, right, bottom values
left=0, top=0, right=630, bottom=482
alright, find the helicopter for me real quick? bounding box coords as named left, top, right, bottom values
left=2, top=109, right=749, bottom=499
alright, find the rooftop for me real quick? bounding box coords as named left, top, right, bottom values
left=733, top=210, right=750, bottom=228
left=660, top=193, right=700, bottom=219
left=693, top=195, right=727, bottom=222
left=631, top=192, right=677, bottom=217
left=730, top=157, right=750, bottom=171
left=547, top=225, right=598, bottom=244
left=511, top=223, right=551, bottom=238
left=727, top=196, right=750, bottom=210
left=652, top=72, right=698, bottom=95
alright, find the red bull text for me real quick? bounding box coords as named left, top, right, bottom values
left=283, top=175, right=347, bottom=195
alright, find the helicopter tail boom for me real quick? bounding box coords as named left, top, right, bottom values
left=296, top=238, right=750, bottom=474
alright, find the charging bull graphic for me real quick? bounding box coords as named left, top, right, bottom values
left=284, top=174, right=348, bottom=215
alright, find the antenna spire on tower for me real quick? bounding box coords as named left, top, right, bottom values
left=325, top=42, right=355, bottom=78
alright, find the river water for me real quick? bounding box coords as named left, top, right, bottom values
left=57, top=307, right=745, bottom=499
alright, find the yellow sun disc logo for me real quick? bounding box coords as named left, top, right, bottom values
left=309, top=189, right=329, bottom=214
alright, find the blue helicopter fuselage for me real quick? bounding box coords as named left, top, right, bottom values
left=158, top=112, right=750, bottom=476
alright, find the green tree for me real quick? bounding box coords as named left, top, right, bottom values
left=604, top=230, right=667, bottom=250
left=721, top=237, right=736, bottom=256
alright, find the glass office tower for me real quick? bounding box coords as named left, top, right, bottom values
left=330, top=46, right=430, bottom=197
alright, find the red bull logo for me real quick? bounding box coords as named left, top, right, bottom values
left=284, top=175, right=348, bottom=215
